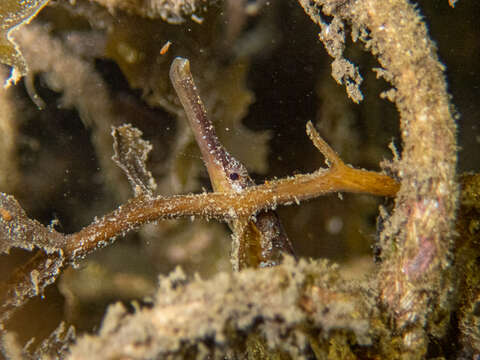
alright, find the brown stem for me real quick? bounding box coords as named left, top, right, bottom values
left=65, top=143, right=398, bottom=258
left=2, top=136, right=397, bottom=320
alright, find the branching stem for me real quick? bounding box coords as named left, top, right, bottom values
left=66, top=130, right=398, bottom=258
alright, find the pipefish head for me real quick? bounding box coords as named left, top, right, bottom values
left=209, top=148, right=254, bottom=193
left=170, top=57, right=254, bottom=194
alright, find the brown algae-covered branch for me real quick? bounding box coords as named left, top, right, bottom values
left=299, top=0, right=457, bottom=356
left=1, top=126, right=397, bottom=322
left=66, top=137, right=398, bottom=259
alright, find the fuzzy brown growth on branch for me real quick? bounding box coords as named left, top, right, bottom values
left=299, top=0, right=458, bottom=356
left=64, top=122, right=397, bottom=260
left=112, top=124, right=157, bottom=197
left=0, top=120, right=397, bottom=331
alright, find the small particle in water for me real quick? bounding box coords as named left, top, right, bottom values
left=326, top=216, right=343, bottom=235
left=191, top=14, right=204, bottom=24
left=160, top=41, right=172, bottom=55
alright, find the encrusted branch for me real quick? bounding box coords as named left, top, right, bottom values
left=1, top=120, right=398, bottom=324
left=299, top=0, right=458, bottom=356
left=65, top=123, right=397, bottom=259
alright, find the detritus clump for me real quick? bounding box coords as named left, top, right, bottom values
left=112, top=124, right=157, bottom=197
left=302, top=5, right=364, bottom=103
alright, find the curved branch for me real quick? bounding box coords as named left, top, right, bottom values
left=66, top=135, right=398, bottom=258
left=299, top=0, right=458, bottom=356
left=1, top=121, right=398, bottom=323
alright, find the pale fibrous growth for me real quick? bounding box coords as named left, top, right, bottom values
left=0, top=0, right=475, bottom=358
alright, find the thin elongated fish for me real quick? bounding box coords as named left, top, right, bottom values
left=170, top=57, right=296, bottom=270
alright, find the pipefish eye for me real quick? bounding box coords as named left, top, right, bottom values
left=229, top=172, right=239, bottom=181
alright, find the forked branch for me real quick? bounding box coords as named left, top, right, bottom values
left=65, top=122, right=398, bottom=258
left=306, top=121, right=342, bottom=168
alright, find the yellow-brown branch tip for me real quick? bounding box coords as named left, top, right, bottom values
left=306, top=121, right=343, bottom=168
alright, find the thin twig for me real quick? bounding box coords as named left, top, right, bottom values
left=306, top=121, right=342, bottom=168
